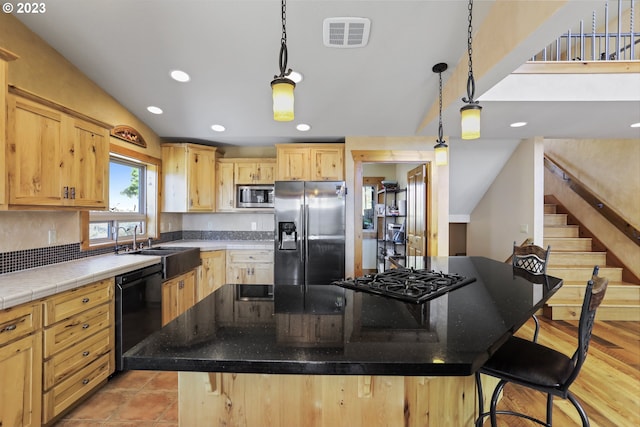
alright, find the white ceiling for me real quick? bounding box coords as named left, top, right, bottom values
left=16, top=0, right=640, bottom=218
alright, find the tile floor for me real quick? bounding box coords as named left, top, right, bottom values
left=52, top=370, right=178, bottom=427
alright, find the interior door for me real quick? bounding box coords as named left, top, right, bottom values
left=406, top=164, right=427, bottom=260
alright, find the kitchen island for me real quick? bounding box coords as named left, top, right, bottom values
left=124, top=257, right=562, bottom=427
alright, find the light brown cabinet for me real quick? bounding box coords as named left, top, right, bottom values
left=226, top=250, right=274, bottom=285
left=161, top=269, right=197, bottom=325
left=234, top=160, right=275, bottom=184
left=0, top=302, right=42, bottom=427
left=41, top=278, right=114, bottom=425
left=6, top=92, right=109, bottom=209
left=216, top=158, right=276, bottom=212
left=276, top=143, right=344, bottom=181
left=162, top=143, right=217, bottom=212
left=216, top=160, right=235, bottom=211
left=198, top=250, right=226, bottom=301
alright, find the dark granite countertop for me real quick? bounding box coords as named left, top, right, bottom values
left=123, top=256, right=562, bottom=376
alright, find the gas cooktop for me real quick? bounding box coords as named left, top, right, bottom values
left=332, top=268, right=476, bottom=304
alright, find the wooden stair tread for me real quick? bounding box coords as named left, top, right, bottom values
left=548, top=299, right=640, bottom=307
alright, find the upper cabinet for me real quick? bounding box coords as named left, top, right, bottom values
left=162, top=143, right=217, bottom=212
left=5, top=90, right=110, bottom=209
left=234, top=159, right=275, bottom=185
left=276, top=143, right=344, bottom=181
left=216, top=158, right=276, bottom=212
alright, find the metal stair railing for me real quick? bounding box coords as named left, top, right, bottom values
left=531, top=0, right=638, bottom=62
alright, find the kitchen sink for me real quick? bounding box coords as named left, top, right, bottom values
left=131, top=246, right=201, bottom=280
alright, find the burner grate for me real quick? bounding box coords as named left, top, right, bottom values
left=333, top=268, right=476, bottom=303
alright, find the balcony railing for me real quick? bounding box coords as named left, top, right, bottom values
left=531, top=0, right=639, bottom=62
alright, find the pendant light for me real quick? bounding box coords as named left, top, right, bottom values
left=460, top=0, right=482, bottom=139
left=433, top=63, right=449, bottom=166
left=271, top=0, right=295, bottom=121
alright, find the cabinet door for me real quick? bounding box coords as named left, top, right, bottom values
left=162, top=269, right=197, bottom=325
left=198, top=250, right=226, bottom=301
left=311, top=147, right=344, bottom=181
left=63, top=118, right=109, bottom=208
left=0, top=332, right=42, bottom=427
left=7, top=96, right=64, bottom=206
left=276, top=147, right=309, bottom=181
left=254, top=161, right=275, bottom=184
left=234, top=162, right=258, bottom=184
left=216, top=162, right=235, bottom=211
left=188, top=146, right=216, bottom=211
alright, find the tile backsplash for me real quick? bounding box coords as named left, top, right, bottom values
left=0, top=230, right=272, bottom=275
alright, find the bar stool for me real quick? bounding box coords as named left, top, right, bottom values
left=511, top=241, right=551, bottom=342
left=475, top=266, right=608, bottom=427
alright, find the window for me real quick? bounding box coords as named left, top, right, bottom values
left=83, top=144, right=160, bottom=249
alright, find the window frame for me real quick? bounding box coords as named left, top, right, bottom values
left=81, top=143, right=162, bottom=251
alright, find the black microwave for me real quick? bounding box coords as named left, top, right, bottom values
left=236, top=185, right=274, bottom=208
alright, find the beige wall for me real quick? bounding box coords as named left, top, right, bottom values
left=0, top=14, right=162, bottom=158
left=467, top=138, right=544, bottom=261
left=0, top=15, right=166, bottom=252
left=544, top=139, right=640, bottom=231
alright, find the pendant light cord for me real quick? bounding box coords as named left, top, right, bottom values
left=277, top=0, right=292, bottom=79
left=437, top=70, right=444, bottom=142
left=462, top=0, right=477, bottom=104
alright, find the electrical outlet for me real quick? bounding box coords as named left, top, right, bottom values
left=207, top=221, right=213, bottom=230
left=251, top=222, right=257, bottom=231
left=520, top=224, right=529, bottom=233
left=48, top=229, right=57, bottom=245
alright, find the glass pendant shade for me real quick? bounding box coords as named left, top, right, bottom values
left=271, top=78, right=295, bottom=122
left=460, top=104, right=481, bottom=140
left=434, top=142, right=448, bottom=166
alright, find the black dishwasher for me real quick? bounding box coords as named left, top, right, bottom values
left=115, top=263, right=163, bottom=371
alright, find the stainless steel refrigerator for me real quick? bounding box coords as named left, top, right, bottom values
left=274, top=181, right=346, bottom=285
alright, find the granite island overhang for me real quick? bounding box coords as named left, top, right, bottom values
left=123, top=256, right=562, bottom=427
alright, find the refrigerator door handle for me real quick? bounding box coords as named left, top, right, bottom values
left=304, top=203, right=310, bottom=263
left=300, top=203, right=306, bottom=265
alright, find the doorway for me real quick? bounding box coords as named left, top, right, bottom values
left=352, top=150, right=443, bottom=278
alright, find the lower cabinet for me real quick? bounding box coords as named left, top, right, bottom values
left=162, top=269, right=197, bottom=325
left=0, top=303, right=42, bottom=427
left=198, top=250, right=226, bottom=301
left=226, top=250, right=274, bottom=285
left=41, top=278, right=115, bottom=425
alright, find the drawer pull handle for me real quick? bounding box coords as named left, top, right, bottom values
left=82, top=379, right=90, bottom=385
left=82, top=324, right=90, bottom=329
left=82, top=297, right=90, bottom=303
left=3, top=324, right=17, bottom=332
left=82, top=351, right=90, bottom=357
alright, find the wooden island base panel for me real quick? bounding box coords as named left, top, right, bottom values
left=178, top=372, right=500, bottom=427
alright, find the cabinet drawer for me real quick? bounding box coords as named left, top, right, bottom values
left=227, top=250, right=273, bottom=264
left=43, top=327, right=112, bottom=391
left=43, top=303, right=111, bottom=358
left=42, top=353, right=111, bottom=424
left=44, top=278, right=113, bottom=325
left=0, top=302, right=41, bottom=346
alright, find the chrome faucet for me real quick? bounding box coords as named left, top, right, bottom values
left=113, top=226, right=128, bottom=254
left=132, top=225, right=139, bottom=251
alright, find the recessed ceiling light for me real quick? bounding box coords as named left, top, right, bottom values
left=510, top=122, right=527, bottom=128
left=170, top=70, right=190, bottom=82
left=211, top=124, right=226, bottom=132
left=147, top=106, right=163, bottom=114
left=296, top=123, right=311, bottom=131
left=631, top=122, right=640, bottom=128
left=289, top=71, right=303, bottom=83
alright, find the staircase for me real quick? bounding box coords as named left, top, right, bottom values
left=543, top=201, right=640, bottom=321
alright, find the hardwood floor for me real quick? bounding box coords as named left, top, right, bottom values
left=480, top=317, right=640, bottom=427
left=53, top=318, right=639, bottom=427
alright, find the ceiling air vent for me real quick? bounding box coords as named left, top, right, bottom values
left=323, top=17, right=371, bottom=48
